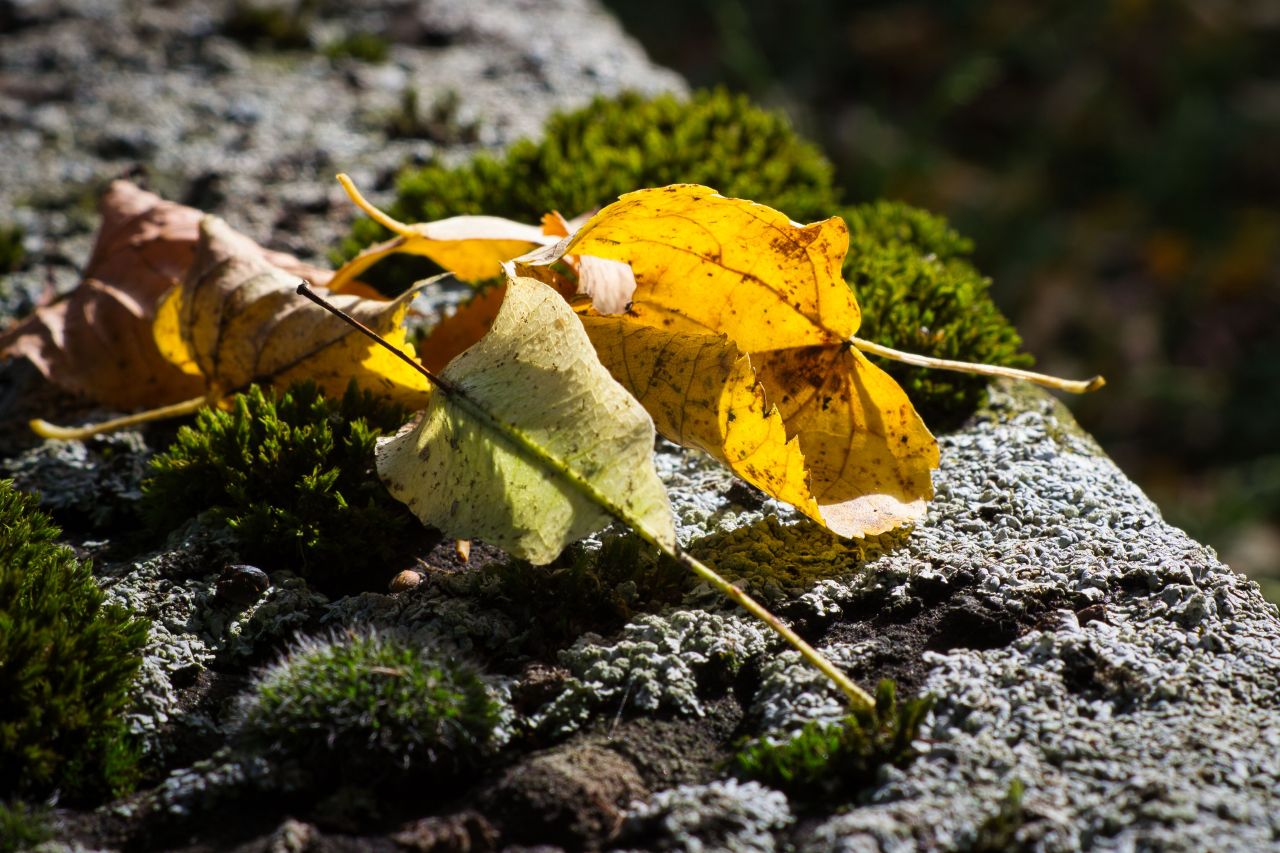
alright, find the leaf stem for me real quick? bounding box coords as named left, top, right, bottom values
left=30, top=395, right=213, bottom=441
left=672, top=545, right=874, bottom=712
left=296, top=280, right=875, bottom=713
left=295, top=281, right=457, bottom=395
left=336, top=173, right=411, bottom=236
left=851, top=336, right=1105, bottom=393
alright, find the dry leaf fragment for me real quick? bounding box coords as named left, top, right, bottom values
left=539, top=210, right=636, bottom=312
left=153, top=215, right=432, bottom=407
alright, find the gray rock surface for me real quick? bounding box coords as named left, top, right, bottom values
left=786, top=385, right=1280, bottom=852
left=585, top=383, right=1280, bottom=850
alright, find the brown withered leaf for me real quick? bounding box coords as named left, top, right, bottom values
left=153, top=216, right=432, bottom=406
left=0, top=181, right=338, bottom=410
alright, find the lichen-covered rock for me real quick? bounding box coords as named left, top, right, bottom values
left=786, top=384, right=1280, bottom=851
left=530, top=610, right=775, bottom=738
left=96, top=522, right=330, bottom=758
left=618, top=779, right=793, bottom=853
left=5, top=428, right=152, bottom=531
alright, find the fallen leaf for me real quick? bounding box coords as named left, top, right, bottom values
left=540, top=210, right=635, bottom=312
left=0, top=180, right=342, bottom=410
left=327, top=175, right=553, bottom=292
left=416, top=274, right=579, bottom=374
left=0, top=181, right=204, bottom=409
left=530, top=185, right=940, bottom=537
left=375, top=276, right=675, bottom=563
left=578, top=312, right=823, bottom=524
left=154, top=215, right=432, bottom=407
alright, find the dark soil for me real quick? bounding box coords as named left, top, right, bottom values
left=822, top=565, right=1093, bottom=696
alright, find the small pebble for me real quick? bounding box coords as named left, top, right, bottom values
left=389, top=569, right=423, bottom=593
left=215, top=564, right=270, bottom=606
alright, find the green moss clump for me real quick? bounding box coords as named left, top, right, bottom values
left=141, top=381, right=413, bottom=592
left=383, top=88, right=478, bottom=145
left=735, top=679, right=933, bottom=800
left=0, top=800, right=52, bottom=853
left=845, top=201, right=1034, bottom=429
left=0, top=224, right=24, bottom=274
left=222, top=0, right=312, bottom=50
left=323, top=32, right=390, bottom=63
left=234, top=631, right=502, bottom=786
left=334, top=89, right=838, bottom=290
left=0, top=480, right=149, bottom=801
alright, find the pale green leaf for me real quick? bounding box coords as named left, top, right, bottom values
left=375, top=276, right=676, bottom=564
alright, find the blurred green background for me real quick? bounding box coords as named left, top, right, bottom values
left=602, top=0, right=1280, bottom=597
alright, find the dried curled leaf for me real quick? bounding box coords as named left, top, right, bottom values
left=532, top=185, right=940, bottom=538
left=0, top=181, right=344, bottom=411
left=0, top=181, right=206, bottom=409
left=376, top=276, right=675, bottom=564
left=154, top=216, right=431, bottom=406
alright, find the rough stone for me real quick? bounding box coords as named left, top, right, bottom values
left=618, top=779, right=793, bottom=853
left=783, top=385, right=1280, bottom=851
left=489, top=744, right=648, bottom=848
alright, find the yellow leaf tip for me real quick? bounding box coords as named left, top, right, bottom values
left=29, top=418, right=74, bottom=440
left=335, top=173, right=407, bottom=235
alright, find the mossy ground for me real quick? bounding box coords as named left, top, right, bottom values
left=11, top=85, right=1019, bottom=849
left=734, top=679, right=934, bottom=802
left=0, top=480, right=149, bottom=802
left=0, top=800, right=52, bottom=853
left=141, top=382, right=417, bottom=594
left=0, top=224, right=24, bottom=275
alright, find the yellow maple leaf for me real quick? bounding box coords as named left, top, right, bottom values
left=577, top=311, right=822, bottom=524
left=533, top=184, right=941, bottom=538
